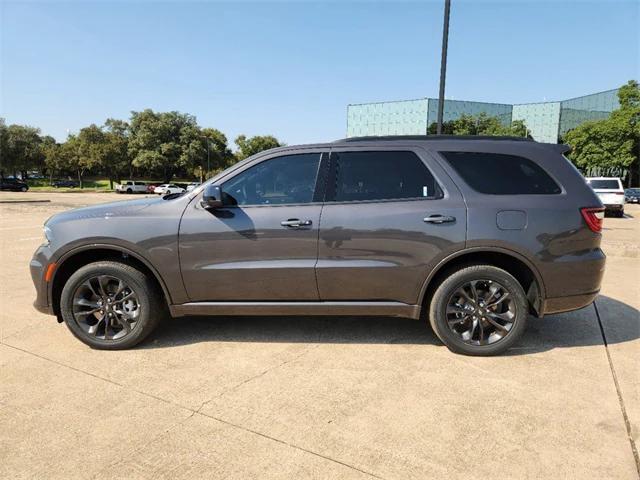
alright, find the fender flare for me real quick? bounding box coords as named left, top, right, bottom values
left=49, top=243, right=174, bottom=308
left=418, top=246, right=546, bottom=303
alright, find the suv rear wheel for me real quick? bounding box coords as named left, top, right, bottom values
left=429, top=265, right=528, bottom=356
left=60, top=261, right=164, bottom=349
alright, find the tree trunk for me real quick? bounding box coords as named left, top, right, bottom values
left=77, top=169, right=83, bottom=189
left=49, top=170, right=54, bottom=185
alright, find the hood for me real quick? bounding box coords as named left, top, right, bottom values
left=46, top=196, right=165, bottom=226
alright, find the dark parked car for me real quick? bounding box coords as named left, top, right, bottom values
left=0, top=178, right=29, bottom=192
left=31, top=136, right=606, bottom=355
left=53, top=180, right=79, bottom=188
left=624, top=188, right=640, bottom=203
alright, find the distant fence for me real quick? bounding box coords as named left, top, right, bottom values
left=581, top=166, right=628, bottom=179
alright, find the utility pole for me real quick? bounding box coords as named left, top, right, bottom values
left=206, top=140, right=211, bottom=175
left=436, top=0, right=451, bottom=135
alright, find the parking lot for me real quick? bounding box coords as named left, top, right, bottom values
left=1, top=191, right=638, bottom=479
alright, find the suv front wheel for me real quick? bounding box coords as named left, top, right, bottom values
left=60, top=261, right=164, bottom=349
left=429, top=265, right=528, bottom=356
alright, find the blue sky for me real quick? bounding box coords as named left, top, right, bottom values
left=1, top=0, right=638, bottom=147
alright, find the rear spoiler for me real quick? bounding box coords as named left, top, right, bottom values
left=550, top=144, right=571, bottom=155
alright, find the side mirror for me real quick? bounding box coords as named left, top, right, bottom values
left=201, top=184, right=224, bottom=209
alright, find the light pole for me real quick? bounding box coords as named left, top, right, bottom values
left=206, top=139, right=211, bottom=174
left=436, top=0, right=451, bottom=135
left=201, top=137, right=211, bottom=182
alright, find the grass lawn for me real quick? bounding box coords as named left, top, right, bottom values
left=27, top=178, right=114, bottom=193
left=26, top=177, right=199, bottom=192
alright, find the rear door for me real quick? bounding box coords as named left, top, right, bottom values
left=315, top=146, right=466, bottom=305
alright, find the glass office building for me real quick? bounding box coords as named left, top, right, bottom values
left=347, top=89, right=620, bottom=144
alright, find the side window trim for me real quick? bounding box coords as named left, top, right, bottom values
left=324, top=148, right=444, bottom=204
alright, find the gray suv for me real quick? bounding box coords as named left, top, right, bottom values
left=30, top=136, right=606, bottom=355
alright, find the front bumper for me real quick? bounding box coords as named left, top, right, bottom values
left=30, top=244, right=55, bottom=316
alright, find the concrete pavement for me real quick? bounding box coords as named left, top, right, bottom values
left=1, top=192, right=638, bottom=479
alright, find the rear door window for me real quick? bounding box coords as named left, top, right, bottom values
left=442, top=152, right=561, bottom=195
left=328, top=151, right=442, bottom=202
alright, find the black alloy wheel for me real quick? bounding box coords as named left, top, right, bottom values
left=429, top=265, right=528, bottom=356
left=60, top=261, right=164, bottom=349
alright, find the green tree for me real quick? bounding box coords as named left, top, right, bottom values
left=200, top=128, right=234, bottom=179
left=103, top=119, right=131, bottom=187
left=63, top=133, right=90, bottom=188
left=2, top=124, right=44, bottom=179
left=564, top=80, right=640, bottom=185
left=427, top=113, right=528, bottom=137
left=128, top=109, right=202, bottom=182
left=76, top=124, right=111, bottom=188
left=43, top=139, right=73, bottom=184
left=234, top=134, right=282, bottom=160
left=0, top=119, right=8, bottom=176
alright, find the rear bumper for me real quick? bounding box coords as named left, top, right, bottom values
left=542, top=290, right=599, bottom=315
left=604, top=203, right=624, bottom=211
left=539, top=247, right=605, bottom=316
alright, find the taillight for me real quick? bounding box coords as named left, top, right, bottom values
left=581, top=207, right=605, bottom=233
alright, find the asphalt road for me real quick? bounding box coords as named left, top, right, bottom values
left=1, top=192, right=638, bottom=479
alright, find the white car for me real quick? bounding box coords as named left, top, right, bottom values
left=186, top=182, right=202, bottom=192
left=116, top=180, right=147, bottom=194
left=586, top=177, right=625, bottom=217
left=153, top=184, right=185, bottom=195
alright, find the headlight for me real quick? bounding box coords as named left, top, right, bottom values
left=43, top=225, right=52, bottom=246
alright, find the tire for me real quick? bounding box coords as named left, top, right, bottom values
left=21, top=186, right=27, bottom=192
left=428, top=265, right=528, bottom=356
left=60, top=261, right=164, bottom=349
left=126, top=188, right=132, bottom=194
left=617, top=209, right=625, bottom=218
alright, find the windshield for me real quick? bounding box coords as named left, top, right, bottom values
left=588, top=179, right=620, bottom=190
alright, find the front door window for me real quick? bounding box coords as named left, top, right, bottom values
left=223, top=153, right=321, bottom=206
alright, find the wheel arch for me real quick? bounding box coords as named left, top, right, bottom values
left=420, top=248, right=545, bottom=318
left=50, top=245, right=172, bottom=317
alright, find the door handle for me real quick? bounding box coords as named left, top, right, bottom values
left=423, top=214, right=456, bottom=224
left=281, top=219, right=313, bottom=228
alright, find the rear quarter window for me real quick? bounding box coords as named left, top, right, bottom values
left=441, top=152, right=561, bottom=195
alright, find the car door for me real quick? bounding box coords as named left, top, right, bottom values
left=179, top=149, right=328, bottom=301
left=316, top=146, right=466, bottom=305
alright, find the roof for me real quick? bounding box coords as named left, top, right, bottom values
left=336, top=135, right=534, bottom=143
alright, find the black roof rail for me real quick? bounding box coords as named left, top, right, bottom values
left=336, top=135, right=534, bottom=143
